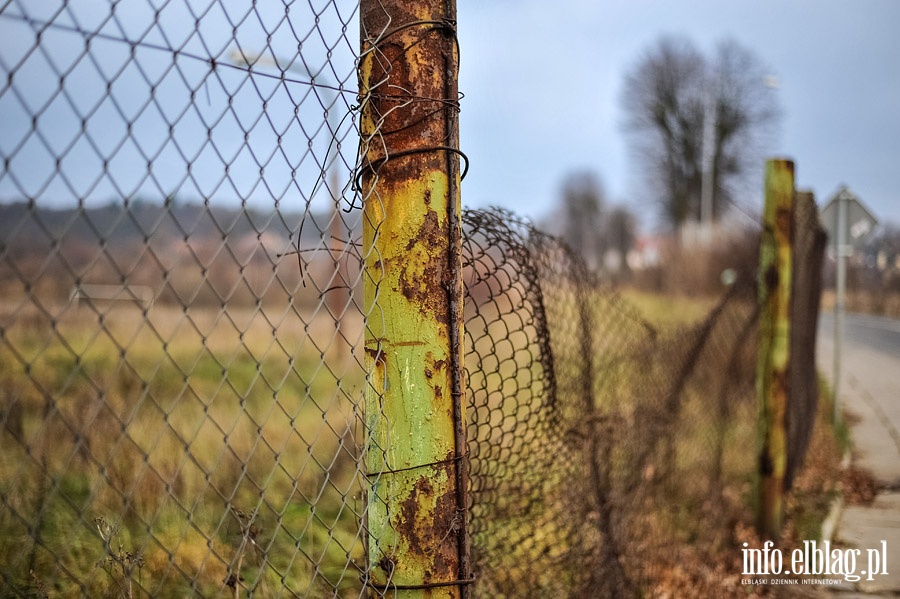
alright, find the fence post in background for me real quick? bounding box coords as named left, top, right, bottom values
left=756, top=158, right=794, bottom=540
left=572, top=263, right=630, bottom=597
left=785, top=191, right=826, bottom=491
left=358, top=0, right=468, bottom=597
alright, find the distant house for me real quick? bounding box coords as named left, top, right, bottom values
left=628, top=236, right=663, bottom=270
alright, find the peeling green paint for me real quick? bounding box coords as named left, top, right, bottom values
left=359, top=1, right=464, bottom=596
left=757, top=158, right=794, bottom=540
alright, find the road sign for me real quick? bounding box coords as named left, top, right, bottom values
left=819, top=186, right=878, bottom=424
left=820, top=187, right=878, bottom=249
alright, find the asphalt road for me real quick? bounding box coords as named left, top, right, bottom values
left=819, top=311, right=900, bottom=360
left=817, top=310, right=900, bottom=595
left=817, top=309, right=900, bottom=486
left=817, top=312, right=900, bottom=595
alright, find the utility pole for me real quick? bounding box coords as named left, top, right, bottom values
left=835, top=194, right=847, bottom=424
left=699, top=92, right=717, bottom=245
left=820, top=187, right=878, bottom=424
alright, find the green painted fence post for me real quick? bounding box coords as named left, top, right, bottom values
left=358, top=0, right=469, bottom=597
left=757, top=158, right=794, bottom=540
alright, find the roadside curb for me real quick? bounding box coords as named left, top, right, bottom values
left=822, top=451, right=853, bottom=543
left=821, top=494, right=844, bottom=545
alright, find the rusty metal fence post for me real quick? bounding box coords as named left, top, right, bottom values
left=785, top=191, right=827, bottom=491
left=358, top=0, right=469, bottom=596
left=756, top=158, right=794, bottom=540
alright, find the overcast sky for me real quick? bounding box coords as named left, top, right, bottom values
left=1, top=1, right=897, bottom=232
left=456, top=0, right=900, bottom=230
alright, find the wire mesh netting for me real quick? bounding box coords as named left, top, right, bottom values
left=0, top=1, right=374, bottom=596
left=462, top=209, right=764, bottom=597
left=1, top=1, right=826, bottom=598
left=787, top=191, right=827, bottom=491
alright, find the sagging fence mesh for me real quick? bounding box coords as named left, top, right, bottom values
left=1, top=2, right=823, bottom=598
left=462, top=209, right=762, bottom=597
left=1, top=198, right=818, bottom=598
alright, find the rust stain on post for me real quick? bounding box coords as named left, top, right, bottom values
left=757, top=158, right=794, bottom=540
left=359, top=0, right=467, bottom=596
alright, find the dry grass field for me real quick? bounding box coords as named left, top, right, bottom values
left=0, top=296, right=369, bottom=596
left=0, top=270, right=845, bottom=597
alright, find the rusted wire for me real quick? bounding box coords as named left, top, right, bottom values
left=363, top=455, right=463, bottom=477
left=362, top=575, right=476, bottom=590
left=442, top=12, right=472, bottom=594
left=461, top=208, right=770, bottom=597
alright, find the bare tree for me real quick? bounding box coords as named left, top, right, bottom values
left=606, top=205, right=637, bottom=275
left=622, top=36, right=780, bottom=232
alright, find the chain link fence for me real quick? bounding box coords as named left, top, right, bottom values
left=1, top=1, right=372, bottom=596
left=788, top=191, right=828, bottom=487
left=462, top=209, right=764, bottom=597
left=1, top=2, right=825, bottom=598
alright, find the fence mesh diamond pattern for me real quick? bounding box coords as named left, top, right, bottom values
left=461, top=209, right=761, bottom=597
left=1, top=1, right=371, bottom=596
left=1, top=2, right=820, bottom=598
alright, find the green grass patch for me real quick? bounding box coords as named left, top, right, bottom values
left=0, top=303, right=368, bottom=596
